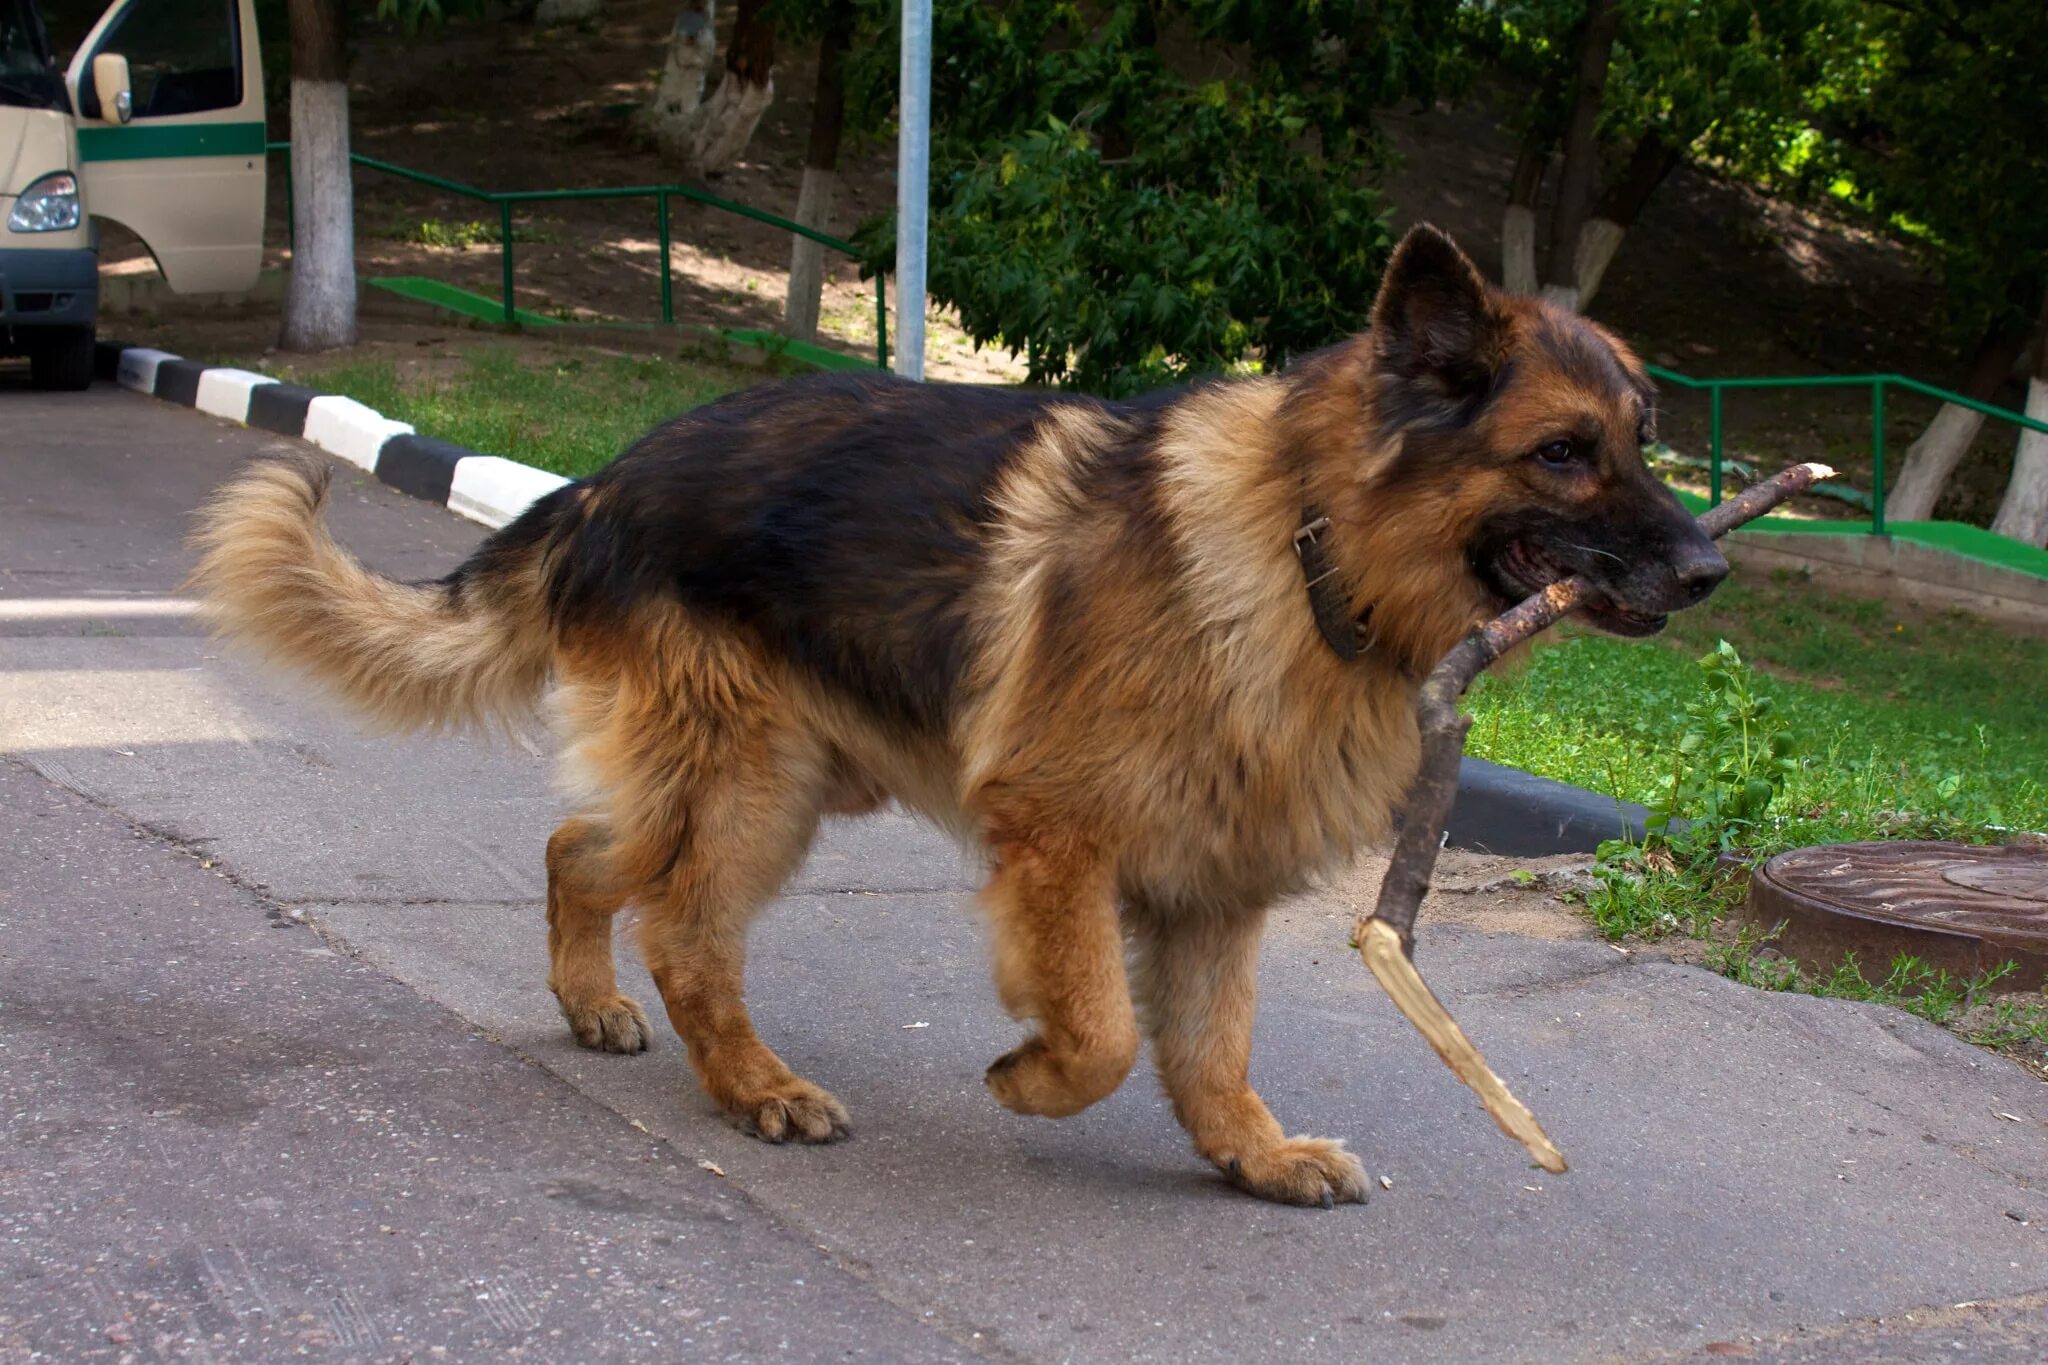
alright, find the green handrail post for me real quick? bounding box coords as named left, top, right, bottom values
left=658, top=190, right=674, bottom=326
left=499, top=199, right=516, bottom=326
left=875, top=271, right=889, bottom=371
left=1871, top=378, right=1887, bottom=535
left=1708, top=384, right=1724, bottom=508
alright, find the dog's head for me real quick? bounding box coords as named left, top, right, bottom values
left=1362, top=225, right=1726, bottom=637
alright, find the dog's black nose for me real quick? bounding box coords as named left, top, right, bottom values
left=1672, top=540, right=1730, bottom=604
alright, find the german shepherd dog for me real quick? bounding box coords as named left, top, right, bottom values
left=192, top=227, right=1725, bottom=1206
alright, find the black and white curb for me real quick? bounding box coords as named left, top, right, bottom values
left=96, top=341, right=565, bottom=530
left=97, top=339, right=1657, bottom=859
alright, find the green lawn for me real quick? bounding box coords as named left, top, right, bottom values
left=271, top=345, right=751, bottom=478
left=1467, top=571, right=2048, bottom=845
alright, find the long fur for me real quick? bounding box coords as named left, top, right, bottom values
left=189, top=227, right=1716, bottom=1205
left=186, top=455, right=556, bottom=732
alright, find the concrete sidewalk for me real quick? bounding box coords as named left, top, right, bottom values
left=2, top=379, right=2043, bottom=1362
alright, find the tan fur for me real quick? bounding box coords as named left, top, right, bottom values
left=186, top=456, right=553, bottom=733
left=190, top=231, right=1676, bottom=1205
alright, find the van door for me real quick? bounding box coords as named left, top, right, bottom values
left=64, top=0, right=263, bottom=293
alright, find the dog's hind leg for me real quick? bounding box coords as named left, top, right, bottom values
left=979, top=830, right=1140, bottom=1118
left=545, top=815, right=652, bottom=1054
left=634, top=770, right=844, bottom=1143
left=1130, top=902, right=1368, bottom=1208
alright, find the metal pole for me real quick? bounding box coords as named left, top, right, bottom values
left=1871, top=379, right=1887, bottom=535
left=1708, top=385, right=1724, bottom=508
left=499, top=199, right=516, bottom=326
left=893, top=0, right=931, bottom=380
left=658, top=190, right=673, bottom=326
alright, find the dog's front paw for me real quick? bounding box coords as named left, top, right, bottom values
left=985, top=1032, right=1134, bottom=1118
left=1221, top=1136, right=1370, bottom=1208
left=727, top=1078, right=851, bottom=1144
left=558, top=993, right=652, bottom=1054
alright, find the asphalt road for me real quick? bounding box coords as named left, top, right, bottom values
left=2, top=375, right=2043, bottom=1362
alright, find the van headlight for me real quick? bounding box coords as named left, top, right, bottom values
left=8, top=173, right=82, bottom=233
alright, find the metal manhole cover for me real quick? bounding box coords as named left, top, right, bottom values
left=1741, top=841, right=2048, bottom=991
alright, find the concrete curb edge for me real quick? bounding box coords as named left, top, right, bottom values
left=94, top=338, right=1650, bottom=858
left=95, top=339, right=565, bottom=530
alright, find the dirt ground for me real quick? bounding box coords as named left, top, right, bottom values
left=78, top=1, right=2038, bottom=519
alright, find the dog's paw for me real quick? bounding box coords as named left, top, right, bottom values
left=985, top=1033, right=1133, bottom=1118
left=728, top=1079, right=851, bottom=1144
left=1221, top=1136, right=1370, bottom=1208
left=559, top=993, right=652, bottom=1054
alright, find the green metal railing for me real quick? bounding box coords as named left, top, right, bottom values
left=1645, top=364, right=2048, bottom=535
left=269, top=142, right=887, bottom=369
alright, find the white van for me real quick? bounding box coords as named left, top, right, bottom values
left=1, top=0, right=263, bottom=387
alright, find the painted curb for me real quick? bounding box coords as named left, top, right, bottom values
left=95, top=339, right=567, bottom=532
left=95, top=338, right=1631, bottom=859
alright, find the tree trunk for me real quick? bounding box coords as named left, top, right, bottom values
left=1541, top=0, right=1621, bottom=312
left=1574, top=129, right=1680, bottom=311
left=783, top=17, right=848, bottom=341
left=1991, top=296, right=2048, bottom=544
left=279, top=0, right=355, bottom=352
left=1991, top=374, right=2048, bottom=545
left=1886, top=320, right=2033, bottom=522
left=643, top=0, right=776, bottom=175
left=639, top=1, right=717, bottom=149
left=1501, top=125, right=1548, bottom=295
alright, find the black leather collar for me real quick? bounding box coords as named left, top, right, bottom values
left=1292, top=509, right=1374, bottom=662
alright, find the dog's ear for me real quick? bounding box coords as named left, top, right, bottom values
left=1369, top=225, right=1505, bottom=423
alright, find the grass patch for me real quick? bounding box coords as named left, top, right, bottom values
left=1467, top=570, right=2048, bottom=853
left=1708, top=932, right=2048, bottom=1074
left=270, top=345, right=749, bottom=478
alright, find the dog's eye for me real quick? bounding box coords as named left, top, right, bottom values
left=1533, top=439, right=1577, bottom=469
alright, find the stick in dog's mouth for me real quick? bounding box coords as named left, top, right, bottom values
left=1358, top=462, right=1838, bottom=1174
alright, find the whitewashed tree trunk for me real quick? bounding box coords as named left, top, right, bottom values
left=1991, top=376, right=2048, bottom=545
left=676, top=67, right=774, bottom=172
left=280, top=78, right=356, bottom=352
left=783, top=166, right=834, bottom=340
left=640, top=2, right=716, bottom=134
left=1572, top=216, right=1627, bottom=311
left=1887, top=403, right=1989, bottom=522
left=1501, top=204, right=1538, bottom=295
left=534, top=0, right=601, bottom=25
left=1540, top=282, right=1580, bottom=312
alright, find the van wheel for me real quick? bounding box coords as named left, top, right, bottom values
left=29, top=327, right=95, bottom=391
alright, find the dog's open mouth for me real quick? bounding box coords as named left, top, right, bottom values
left=1489, top=541, right=1669, bottom=638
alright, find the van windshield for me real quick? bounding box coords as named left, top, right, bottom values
left=0, top=0, right=65, bottom=110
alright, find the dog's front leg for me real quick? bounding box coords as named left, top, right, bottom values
left=1130, top=902, right=1369, bottom=1208
left=980, top=834, right=1140, bottom=1118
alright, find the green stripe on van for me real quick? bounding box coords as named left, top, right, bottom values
left=77, top=121, right=267, bottom=162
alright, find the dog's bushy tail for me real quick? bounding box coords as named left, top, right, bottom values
left=188, top=455, right=561, bottom=732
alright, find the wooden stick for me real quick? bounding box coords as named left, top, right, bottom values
left=1357, top=463, right=1836, bottom=1170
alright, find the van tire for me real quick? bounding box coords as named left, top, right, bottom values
left=30, top=327, right=96, bottom=391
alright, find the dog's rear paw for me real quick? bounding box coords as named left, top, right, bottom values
left=560, top=994, right=652, bottom=1054
left=729, top=1080, right=851, bottom=1144
left=1221, top=1136, right=1370, bottom=1208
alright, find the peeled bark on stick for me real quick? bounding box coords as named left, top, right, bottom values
left=280, top=0, right=356, bottom=353
left=1887, top=320, right=2033, bottom=522
left=1356, top=461, right=1834, bottom=1173
left=1541, top=0, right=1621, bottom=312
left=783, top=19, right=848, bottom=341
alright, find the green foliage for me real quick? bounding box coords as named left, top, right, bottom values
left=1799, top=1, right=2048, bottom=337
left=1647, top=641, right=1798, bottom=856
left=838, top=0, right=1464, bottom=395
